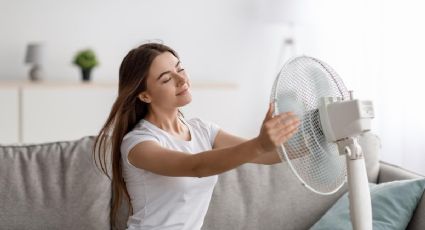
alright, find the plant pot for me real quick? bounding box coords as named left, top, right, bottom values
left=81, top=68, right=92, bottom=82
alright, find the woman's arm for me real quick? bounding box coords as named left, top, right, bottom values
left=128, top=137, right=264, bottom=178
left=128, top=103, right=299, bottom=177
left=213, top=129, right=282, bottom=165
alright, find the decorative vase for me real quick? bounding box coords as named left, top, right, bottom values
left=81, top=68, right=92, bottom=82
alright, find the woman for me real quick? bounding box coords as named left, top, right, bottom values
left=94, top=43, right=300, bottom=230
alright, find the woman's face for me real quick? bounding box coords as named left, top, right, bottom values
left=139, top=51, right=192, bottom=109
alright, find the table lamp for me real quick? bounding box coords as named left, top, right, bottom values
left=25, top=43, right=45, bottom=81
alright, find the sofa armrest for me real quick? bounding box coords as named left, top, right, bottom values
left=408, top=194, right=425, bottom=230
left=378, top=161, right=423, bottom=183
left=378, top=161, right=424, bottom=230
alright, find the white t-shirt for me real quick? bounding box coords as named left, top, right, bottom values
left=120, top=117, right=220, bottom=230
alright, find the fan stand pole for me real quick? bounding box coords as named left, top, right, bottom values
left=339, top=137, right=373, bottom=230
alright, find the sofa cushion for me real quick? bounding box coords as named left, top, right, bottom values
left=0, top=136, right=111, bottom=230
left=310, top=178, right=425, bottom=230
left=201, top=132, right=380, bottom=230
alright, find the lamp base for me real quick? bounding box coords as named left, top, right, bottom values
left=29, top=65, right=42, bottom=81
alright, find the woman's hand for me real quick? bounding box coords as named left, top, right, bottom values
left=255, top=102, right=300, bottom=154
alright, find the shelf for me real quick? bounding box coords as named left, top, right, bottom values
left=0, top=80, right=241, bottom=144
left=0, top=80, right=238, bottom=89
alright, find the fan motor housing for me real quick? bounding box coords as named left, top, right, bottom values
left=319, top=98, right=374, bottom=142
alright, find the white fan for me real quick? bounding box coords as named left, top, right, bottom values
left=271, top=56, right=374, bottom=230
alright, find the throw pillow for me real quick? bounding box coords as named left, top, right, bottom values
left=311, top=178, right=425, bottom=230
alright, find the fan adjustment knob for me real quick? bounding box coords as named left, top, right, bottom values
left=344, top=146, right=352, bottom=157
left=349, top=90, right=354, bottom=100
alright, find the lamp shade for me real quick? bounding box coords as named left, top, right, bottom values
left=25, top=43, right=45, bottom=65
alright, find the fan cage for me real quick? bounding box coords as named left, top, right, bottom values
left=271, top=56, right=350, bottom=195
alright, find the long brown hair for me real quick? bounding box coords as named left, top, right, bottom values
left=93, top=42, right=179, bottom=228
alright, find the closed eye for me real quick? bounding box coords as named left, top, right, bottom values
left=162, top=77, right=172, bottom=83
left=157, top=60, right=184, bottom=81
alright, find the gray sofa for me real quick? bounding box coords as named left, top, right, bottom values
left=0, top=133, right=423, bottom=230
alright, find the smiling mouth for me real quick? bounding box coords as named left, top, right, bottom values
left=176, top=88, right=189, bottom=96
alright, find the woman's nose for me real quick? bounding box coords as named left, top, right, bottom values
left=174, top=73, right=186, bottom=85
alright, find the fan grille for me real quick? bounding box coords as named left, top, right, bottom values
left=271, top=56, right=350, bottom=194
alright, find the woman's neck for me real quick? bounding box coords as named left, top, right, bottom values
left=144, top=108, right=184, bottom=134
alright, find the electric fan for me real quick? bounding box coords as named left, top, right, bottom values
left=271, top=56, right=374, bottom=230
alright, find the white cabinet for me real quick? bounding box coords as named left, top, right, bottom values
left=0, top=85, right=20, bottom=144
left=0, top=81, right=242, bottom=145
left=20, top=83, right=117, bottom=144
left=0, top=81, right=117, bottom=144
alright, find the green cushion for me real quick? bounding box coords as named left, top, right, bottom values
left=311, top=178, right=425, bottom=230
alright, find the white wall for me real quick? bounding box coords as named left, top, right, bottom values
left=377, top=0, right=425, bottom=175
left=0, top=0, right=259, bottom=83
left=0, top=0, right=283, bottom=138
left=292, top=0, right=425, bottom=175
left=1, top=0, right=424, bottom=174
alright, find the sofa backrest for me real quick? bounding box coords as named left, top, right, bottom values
left=0, top=136, right=111, bottom=230
left=201, top=132, right=381, bottom=230
left=0, top=132, right=381, bottom=230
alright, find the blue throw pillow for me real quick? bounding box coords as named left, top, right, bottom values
left=311, top=178, right=425, bottom=230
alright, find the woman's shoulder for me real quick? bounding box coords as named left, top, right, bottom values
left=186, top=117, right=209, bottom=127
left=121, top=119, right=161, bottom=155
left=185, top=117, right=221, bottom=145
left=185, top=117, right=220, bottom=131
left=123, top=119, right=156, bottom=140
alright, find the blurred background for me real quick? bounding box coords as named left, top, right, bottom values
left=0, top=0, right=424, bottom=174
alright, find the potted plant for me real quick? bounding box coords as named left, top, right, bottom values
left=73, top=49, right=99, bottom=82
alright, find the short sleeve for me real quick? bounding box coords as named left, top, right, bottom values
left=189, top=117, right=221, bottom=146
left=120, top=130, right=160, bottom=166
left=208, top=121, right=220, bottom=145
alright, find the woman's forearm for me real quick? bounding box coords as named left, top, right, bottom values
left=192, top=138, right=264, bottom=177
left=249, top=149, right=282, bottom=165
left=191, top=104, right=300, bottom=177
